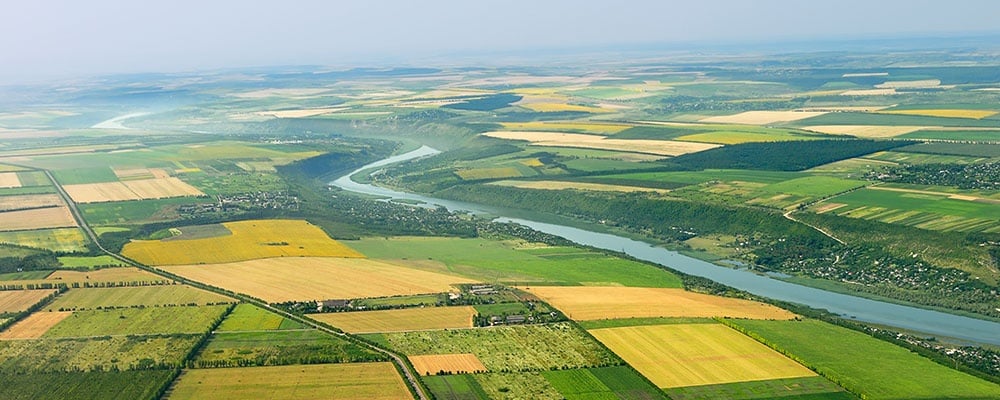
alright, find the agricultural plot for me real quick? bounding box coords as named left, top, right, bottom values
left=163, top=257, right=475, bottom=302
left=589, top=324, right=815, bottom=389
left=0, top=193, right=62, bottom=211
left=48, top=285, right=233, bottom=310
left=814, top=188, right=1000, bottom=232
left=483, top=131, right=720, bottom=156
left=801, top=124, right=925, bottom=138
left=0, top=289, right=56, bottom=313
left=56, top=255, right=124, bottom=268
left=79, top=197, right=202, bottom=226
left=0, top=311, right=72, bottom=339
left=473, top=372, right=562, bottom=400
left=500, top=121, right=632, bottom=134
left=541, top=366, right=668, bottom=400
left=422, top=374, right=491, bottom=400
left=524, top=287, right=796, bottom=321
left=409, top=353, right=486, bottom=375
left=216, top=304, right=304, bottom=331
left=699, top=111, right=827, bottom=125
left=63, top=177, right=204, bottom=203
left=728, top=319, right=1000, bottom=399
left=166, top=362, right=411, bottom=400
left=377, top=322, right=618, bottom=371
left=42, top=267, right=167, bottom=285
left=0, top=172, right=21, bottom=188
left=310, top=306, right=475, bottom=333
left=0, top=370, right=177, bottom=400
left=43, top=305, right=228, bottom=337
left=455, top=167, right=527, bottom=180
left=880, top=109, right=997, bottom=119
left=0, top=206, right=77, bottom=231
left=195, top=329, right=382, bottom=367
left=349, top=237, right=683, bottom=288
left=489, top=179, right=671, bottom=194
left=674, top=130, right=826, bottom=145
left=788, top=111, right=1000, bottom=128
left=122, top=219, right=364, bottom=265
left=663, top=376, right=852, bottom=400
left=0, top=228, right=87, bottom=252
left=0, top=335, right=199, bottom=372
left=899, top=129, right=1000, bottom=141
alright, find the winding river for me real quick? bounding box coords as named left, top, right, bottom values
left=333, top=146, right=1000, bottom=346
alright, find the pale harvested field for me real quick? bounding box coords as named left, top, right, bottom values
left=166, top=362, right=411, bottom=400
left=0, top=311, right=72, bottom=339
left=813, top=203, right=848, bottom=213
left=524, top=287, right=796, bottom=320
left=0, top=172, right=21, bottom=188
left=123, top=177, right=204, bottom=199
left=483, top=131, right=719, bottom=156
left=842, top=72, right=888, bottom=77
left=876, top=79, right=941, bottom=89
left=123, top=219, right=363, bottom=265
left=0, top=206, right=77, bottom=231
left=880, top=109, right=998, bottom=119
left=0, top=194, right=62, bottom=211
left=490, top=180, right=670, bottom=194
left=408, top=353, right=487, bottom=375
left=113, top=167, right=169, bottom=180
left=796, top=106, right=890, bottom=112
left=500, top=121, right=632, bottom=134
left=0, top=290, right=56, bottom=313
left=63, top=181, right=140, bottom=202
left=802, top=125, right=926, bottom=138
left=590, top=324, right=815, bottom=388
left=254, top=107, right=350, bottom=118
left=840, top=88, right=897, bottom=96
left=163, top=257, right=476, bottom=302
left=311, top=306, right=475, bottom=333
left=43, top=267, right=167, bottom=284
left=699, top=111, right=827, bottom=125
left=521, top=103, right=613, bottom=113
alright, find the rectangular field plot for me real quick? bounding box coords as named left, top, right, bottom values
left=589, top=324, right=815, bottom=389
left=311, top=306, right=475, bottom=333
left=163, top=257, right=475, bottom=302
left=663, top=376, right=852, bottom=400
left=0, top=289, right=56, bottom=313
left=422, top=374, right=491, bottom=400
left=0, top=227, right=88, bottom=252
left=378, top=322, right=619, bottom=371
left=728, top=319, right=1000, bottom=399
left=409, top=353, right=486, bottom=375
left=0, top=193, right=63, bottom=211
left=43, top=305, right=229, bottom=337
left=0, top=370, right=176, bottom=400
left=0, top=335, right=199, bottom=372
left=216, top=304, right=304, bottom=332
left=0, top=311, right=72, bottom=339
left=123, top=219, right=364, bottom=265
left=166, top=362, right=411, bottom=400
left=194, top=329, right=384, bottom=368
left=0, top=172, right=21, bottom=188
left=483, top=131, right=720, bottom=156
left=42, top=267, right=167, bottom=285
left=49, top=285, right=233, bottom=310
left=525, top=286, right=795, bottom=320
left=0, top=206, right=77, bottom=231
left=814, top=188, right=1000, bottom=232
left=542, top=366, right=668, bottom=400
left=63, top=177, right=204, bottom=203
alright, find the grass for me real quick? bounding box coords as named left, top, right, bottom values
left=662, top=376, right=853, bottom=400
left=542, top=367, right=668, bottom=400
left=0, top=270, right=53, bottom=281
left=195, top=329, right=384, bottom=367
left=0, top=228, right=88, bottom=252
left=310, top=306, right=475, bottom=333
left=473, top=371, right=562, bottom=400
left=377, top=322, right=619, bottom=371
left=474, top=303, right=530, bottom=316
left=57, top=255, right=124, bottom=268
left=43, top=305, right=228, bottom=337
left=48, top=285, right=233, bottom=310
left=589, top=324, right=815, bottom=389
left=216, top=304, right=305, bottom=332
left=349, top=237, right=683, bottom=287
left=0, top=335, right=199, bottom=372
left=422, top=374, right=490, bottom=400
left=167, top=362, right=411, bottom=400
left=122, top=219, right=364, bottom=265
left=0, top=370, right=176, bottom=399
left=727, top=319, right=1000, bottom=399
left=756, top=176, right=866, bottom=198
left=353, top=294, right=443, bottom=308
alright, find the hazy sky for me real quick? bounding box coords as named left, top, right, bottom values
left=2, top=0, right=998, bottom=83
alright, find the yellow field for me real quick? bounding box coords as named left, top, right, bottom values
left=0, top=290, right=56, bottom=313
left=489, top=180, right=669, bottom=194
left=0, top=172, right=21, bottom=188
left=163, top=257, right=476, bottom=302
left=520, top=158, right=544, bottom=167
left=524, top=286, right=796, bottom=320
left=166, top=362, right=411, bottom=400
left=802, top=125, right=925, bottom=138
left=500, top=122, right=632, bottom=134
left=0, top=194, right=64, bottom=211
left=0, top=206, right=77, bottom=231
left=122, top=219, right=363, bottom=265
left=455, top=167, right=524, bottom=180
left=521, top=103, right=613, bottom=113
left=63, top=181, right=139, bottom=202
left=0, top=228, right=87, bottom=252
left=310, top=306, right=476, bottom=333
left=483, top=131, right=719, bottom=156
left=64, top=177, right=204, bottom=203
left=254, top=107, right=351, bottom=118
left=699, top=111, right=827, bottom=125
left=590, top=324, right=815, bottom=388
left=409, top=353, right=487, bottom=375
left=123, top=177, right=204, bottom=199
left=880, top=109, right=998, bottom=119
left=0, top=311, right=72, bottom=339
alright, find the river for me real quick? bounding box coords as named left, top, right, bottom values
left=332, top=146, right=1000, bottom=346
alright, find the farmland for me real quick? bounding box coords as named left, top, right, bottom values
left=0, top=172, right=21, bottom=188
left=0, top=206, right=77, bottom=231
left=0, top=289, right=57, bottom=313
left=0, top=228, right=87, bottom=252
left=43, top=305, right=229, bottom=337
left=122, top=219, right=364, bottom=265
left=0, top=335, right=199, bottom=372
left=813, top=187, right=1000, bottom=232
left=216, top=304, right=304, bottom=331
left=409, top=353, right=486, bottom=375
left=63, top=177, right=204, bottom=203
left=42, top=267, right=167, bottom=285
left=589, top=324, right=816, bottom=389
left=48, top=286, right=233, bottom=310
left=166, top=363, right=411, bottom=400
left=163, top=257, right=475, bottom=302
left=194, top=329, right=384, bottom=367
left=699, top=111, right=828, bottom=125
left=525, top=286, right=796, bottom=320
left=0, top=311, right=72, bottom=339
left=310, top=306, right=476, bottom=333
left=489, top=179, right=671, bottom=194
left=482, top=131, right=720, bottom=156
left=0, top=370, right=177, bottom=400
left=0, top=193, right=62, bottom=210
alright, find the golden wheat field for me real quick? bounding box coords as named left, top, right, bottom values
left=0, top=172, right=21, bottom=188
left=122, top=219, right=363, bottom=265
left=0, top=290, right=57, bottom=313
left=801, top=125, right=926, bottom=138
left=0, top=311, right=73, bottom=340
left=0, top=206, right=77, bottom=231
left=310, top=306, right=476, bottom=333
left=162, top=257, right=476, bottom=302
left=699, top=111, right=827, bottom=125
left=589, top=324, right=815, bottom=388
left=489, top=180, right=670, bottom=194
left=482, top=131, right=719, bottom=156
left=408, top=353, right=487, bottom=375
left=523, top=286, right=796, bottom=320
left=63, top=177, right=203, bottom=203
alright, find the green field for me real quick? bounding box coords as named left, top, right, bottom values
left=727, top=319, right=1000, bottom=399
left=0, top=228, right=88, bottom=252
left=44, top=305, right=228, bottom=337
left=818, top=188, right=1000, bottom=232
left=474, top=302, right=531, bottom=316
left=0, top=370, right=177, bottom=400
left=49, top=286, right=232, bottom=310
left=472, top=371, right=562, bottom=399
left=663, top=376, right=853, bottom=400
left=789, top=112, right=1000, bottom=127
left=79, top=197, right=208, bottom=226
left=896, top=142, right=1000, bottom=158
left=422, top=374, right=491, bottom=400
left=0, top=270, right=53, bottom=281
left=51, top=167, right=119, bottom=184
left=0, top=185, right=57, bottom=196
left=757, top=176, right=866, bottom=198
left=562, top=158, right=654, bottom=173
left=15, top=171, right=50, bottom=187
left=195, top=329, right=384, bottom=367
left=375, top=322, right=619, bottom=371
left=57, top=255, right=124, bottom=268
left=350, top=237, right=683, bottom=287
left=542, top=366, right=667, bottom=400
left=0, top=335, right=198, bottom=372
left=595, top=169, right=803, bottom=186
left=353, top=294, right=444, bottom=309
left=215, top=304, right=305, bottom=331
left=899, top=129, right=1000, bottom=142
left=863, top=151, right=988, bottom=165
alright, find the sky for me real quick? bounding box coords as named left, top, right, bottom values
left=1, top=0, right=999, bottom=83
